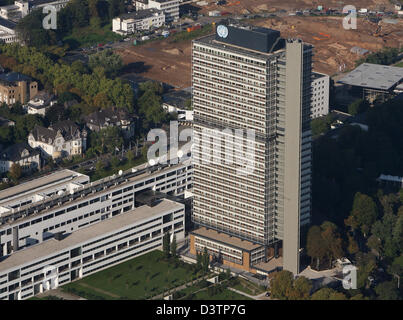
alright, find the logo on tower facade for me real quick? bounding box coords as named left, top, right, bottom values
left=217, top=25, right=229, bottom=38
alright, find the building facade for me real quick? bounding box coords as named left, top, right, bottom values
left=0, top=158, right=192, bottom=258
left=112, top=9, right=165, bottom=35
left=311, top=72, right=330, bottom=119
left=147, top=0, right=179, bottom=23
left=191, top=22, right=313, bottom=274
left=26, top=91, right=56, bottom=116
left=0, top=142, right=41, bottom=174
left=0, top=72, right=38, bottom=105
left=28, top=120, right=87, bottom=159
left=0, top=199, right=185, bottom=300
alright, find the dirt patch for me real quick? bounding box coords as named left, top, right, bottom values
left=115, top=9, right=402, bottom=87
left=198, top=0, right=392, bottom=15
left=254, top=15, right=403, bottom=75
left=117, top=39, right=193, bottom=88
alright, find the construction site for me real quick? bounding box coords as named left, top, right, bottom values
left=116, top=0, right=403, bottom=88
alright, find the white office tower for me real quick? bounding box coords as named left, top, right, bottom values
left=191, top=22, right=312, bottom=275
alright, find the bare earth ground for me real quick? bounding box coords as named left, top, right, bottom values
left=197, top=0, right=392, bottom=15
left=116, top=0, right=402, bottom=87
left=255, top=16, right=403, bottom=75
left=117, top=40, right=192, bottom=88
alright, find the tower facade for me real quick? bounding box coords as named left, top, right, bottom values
left=191, top=22, right=312, bottom=274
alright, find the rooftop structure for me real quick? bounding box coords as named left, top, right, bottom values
left=0, top=169, right=89, bottom=212
left=0, top=156, right=192, bottom=259
left=0, top=198, right=185, bottom=300
left=338, top=63, right=403, bottom=91
left=0, top=199, right=182, bottom=273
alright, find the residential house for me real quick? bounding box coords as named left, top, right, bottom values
left=28, top=120, right=87, bottom=159
left=26, top=91, right=56, bottom=116
left=0, top=142, right=41, bottom=173
left=84, top=107, right=136, bottom=139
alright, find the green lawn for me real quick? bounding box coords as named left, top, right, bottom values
left=62, top=250, right=199, bottom=300
left=231, top=277, right=266, bottom=296
left=88, top=154, right=147, bottom=182
left=63, top=23, right=123, bottom=48
left=395, top=61, right=403, bottom=68
left=191, top=288, right=252, bottom=300
left=28, top=295, right=63, bottom=300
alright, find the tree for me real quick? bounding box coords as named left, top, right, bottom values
left=393, top=215, right=403, bottom=250
left=89, top=49, right=123, bottom=77
left=348, top=99, right=369, bottom=116
left=375, top=281, right=399, bottom=300
left=127, top=150, right=134, bottom=165
left=310, top=113, right=335, bottom=138
left=95, top=160, right=104, bottom=173
left=270, top=270, right=294, bottom=300
left=15, top=9, right=56, bottom=47
left=347, top=234, right=359, bottom=255
left=321, top=221, right=344, bottom=268
left=163, top=232, right=170, bottom=259
left=307, top=225, right=326, bottom=270
left=170, top=234, right=177, bottom=259
left=310, top=287, right=346, bottom=300
left=9, top=163, right=22, bottom=181
left=202, top=247, right=209, bottom=273
left=287, top=276, right=312, bottom=300
left=196, top=252, right=202, bottom=271
left=110, top=156, right=120, bottom=169
left=388, top=255, right=403, bottom=289
left=346, top=192, right=378, bottom=237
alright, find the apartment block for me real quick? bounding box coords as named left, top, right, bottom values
left=311, top=72, right=330, bottom=119
left=147, top=0, right=179, bottom=23
left=191, top=22, right=313, bottom=275
left=112, top=8, right=165, bottom=35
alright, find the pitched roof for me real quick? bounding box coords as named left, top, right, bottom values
left=84, top=108, right=133, bottom=128
left=30, top=120, right=84, bottom=144
left=0, top=142, right=39, bottom=162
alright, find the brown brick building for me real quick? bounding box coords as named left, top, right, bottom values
left=0, top=72, right=38, bottom=105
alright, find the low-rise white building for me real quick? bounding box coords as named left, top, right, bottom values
left=0, top=17, right=17, bottom=43
left=148, top=0, right=179, bottom=23
left=0, top=1, right=28, bottom=21
left=112, top=9, right=165, bottom=35
left=26, top=92, right=56, bottom=116
left=134, top=0, right=179, bottom=23
left=0, top=198, right=185, bottom=300
left=311, top=72, right=330, bottom=119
